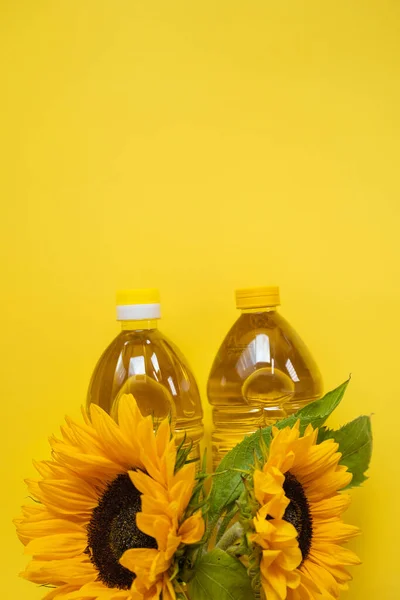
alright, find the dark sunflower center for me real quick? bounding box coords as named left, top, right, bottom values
left=282, top=472, right=313, bottom=562
left=86, top=473, right=157, bottom=590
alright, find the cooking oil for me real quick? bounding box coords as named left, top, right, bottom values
left=207, top=286, right=322, bottom=468
left=87, top=289, right=204, bottom=461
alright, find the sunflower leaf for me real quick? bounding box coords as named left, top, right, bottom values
left=317, top=415, right=372, bottom=487
left=205, top=427, right=273, bottom=542
left=294, top=378, right=350, bottom=431
left=187, top=549, right=255, bottom=600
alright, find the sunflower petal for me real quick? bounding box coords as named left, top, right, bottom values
left=63, top=581, right=131, bottom=599
left=310, top=494, right=351, bottom=519
left=305, top=467, right=352, bottom=501
left=21, top=556, right=96, bottom=586
left=120, top=548, right=159, bottom=575
left=178, top=511, right=205, bottom=544
left=90, top=404, right=141, bottom=469
left=262, top=564, right=288, bottom=600
left=169, top=472, right=195, bottom=519
left=312, top=520, right=360, bottom=544
left=37, top=480, right=98, bottom=516
left=130, top=577, right=163, bottom=600
left=43, top=585, right=82, bottom=600
left=301, top=560, right=340, bottom=599
left=129, top=470, right=168, bottom=502
left=162, top=574, right=177, bottom=600
left=25, top=533, right=87, bottom=560
left=117, top=394, right=145, bottom=440
left=136, top=513, right=171, bottom=546
left=260, top=549, right=281, bottom=569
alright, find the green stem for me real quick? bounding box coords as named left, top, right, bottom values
left=215, top=522, right=244, bottom=551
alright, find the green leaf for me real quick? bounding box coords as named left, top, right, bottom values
left=188, top=549, right=255, bottom=600
left=318, top=415, right=372, bottom=487
left=205, top=427, right=274, bottom=542
left=206, top=380, right=350, bottom=540
left=294, top=378, right=350, bottom=430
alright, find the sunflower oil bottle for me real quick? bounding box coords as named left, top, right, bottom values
left=87, top=289, right=204, bottom=461
left=207, top=287, right=323, bottom=468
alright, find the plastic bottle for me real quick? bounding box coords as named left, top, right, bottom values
left=207, top=286, right=323, bottom=468
left=87, top=289, right=204, bottom=461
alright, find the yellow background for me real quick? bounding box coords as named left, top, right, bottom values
left=1, top=1, right=399, bottom=598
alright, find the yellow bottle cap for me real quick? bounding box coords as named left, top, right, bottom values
left=235, top=286, right=280, bottom=310
left=116, top=289, right=161, bottom=320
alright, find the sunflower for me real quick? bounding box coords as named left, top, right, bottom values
left=15, top=394, right=205, bottom=600
left=245, top=421, right=361, bottom=600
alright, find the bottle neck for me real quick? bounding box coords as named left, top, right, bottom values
left=120, top=319, right=159, bottom=331
left=240, top=306, right=278, bottom=314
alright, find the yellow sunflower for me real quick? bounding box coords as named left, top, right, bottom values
left=15, top=394, right=205, bottom=600
left=248, top=421, right=361, bottom=600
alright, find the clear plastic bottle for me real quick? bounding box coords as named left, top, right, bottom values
left=207, top=286, right=323, bottom=468
left=87, top=289, right=204, bottom=461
